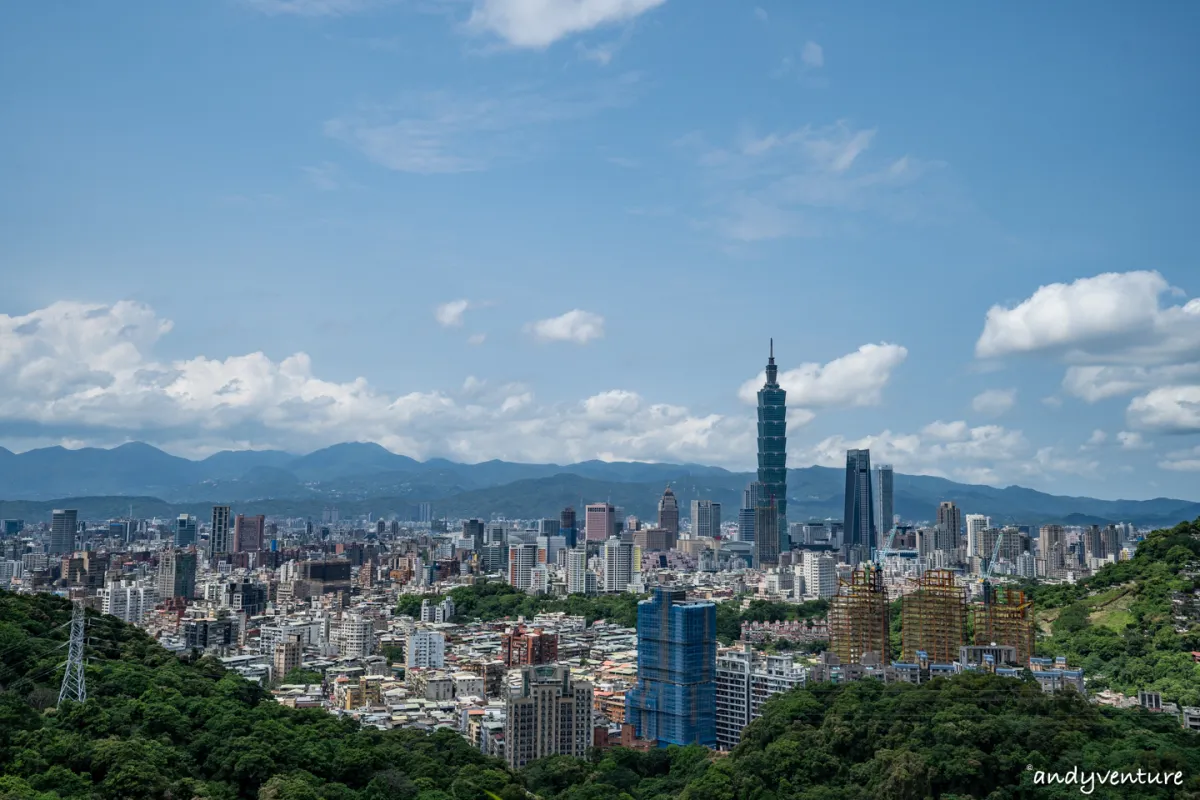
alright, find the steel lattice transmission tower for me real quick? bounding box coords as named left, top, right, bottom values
left=58, top=601, right=87, bottom=705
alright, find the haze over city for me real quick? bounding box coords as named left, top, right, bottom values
left=2, top=0, right=1198, bottom=502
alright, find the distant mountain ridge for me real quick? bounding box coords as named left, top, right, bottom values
left=0, top=441, right=1196, bottom=526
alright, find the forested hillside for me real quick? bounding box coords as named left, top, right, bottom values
left=1028, top=518, right=1200, bottom=705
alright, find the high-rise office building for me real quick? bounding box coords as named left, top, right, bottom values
left=626, top=587, right=717, bottom=748
left=463, top=519, right=486, bottom=550
left=843, top=450, right=875, bottom=560
left=559, top=507, right=578, bottom=549
left=756, top=341, right=788, bottom=536
left=690, top=500, right=722, bottom=539
left=585, top=503, right=617, bottom=543
left=508, top=542, right=538, bottom=590
left=49, top=509, right=78, bottom=556
left=753, top=501, right=780, bottom=567
left=156, top=548, right=197, bottom=600
left=211, top=506, right=233, bottom=556
left=657, top=487, right=679, bottom=547
left=737, top=507, right=756, bottom=544
left=234, top=514, right=265, bottom=552
left=603, top=535, right=634, bottom=593
left=565, top=548, right=593, bottom=595
left=874, top=464, right=894, bottom=535
left=936, top=502, right=962, bottom=550
left=965, top=514, right=989, bottom=559
left=175, top=514, right=197, bottom=548
left=504, top=665, right=593, bottom=769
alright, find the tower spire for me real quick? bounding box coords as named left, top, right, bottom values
left=765, top=339, right=778, bottom=386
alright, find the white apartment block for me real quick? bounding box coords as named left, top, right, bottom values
left=406, top=629, right=446, bottom=668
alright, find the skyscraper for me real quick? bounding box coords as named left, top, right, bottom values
left=756, top=341, right=787, bottom=536
left=690, top=500, right=721, bottom=539
left=585, top=503, right=616, bottom=543
left=211, top=506, right=233, bottom=556
left=656, top=487, right=679, bottom=547
left=626, top=587, right=717, bottom=748
left=874, top=464, right=894, bottom=535
left=965, top=514, right=989, bottom=559
left=603, top=535, right=634, bottom=593
left=463, top=519, right=486, bottom=550
left=49, top=509, right=78, bottom=556
left=843, top=450, right=875, bottom=560
left=234, top=514, right=265, bottom=553
left=936, top=502, right=962, bottom=551
left=753, top=500, right=780, bottom=567
left=508, top=543, right=537, bottom=590
left=156, top=548, right=197, bottom=600
left=738, top=481, right=763, bottom=544
left=559, top=507, right=577, bottom=548
left=174, top=514, right=197, bottom=548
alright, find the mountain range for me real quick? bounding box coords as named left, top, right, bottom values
left=0, top=441, right=1197, bottom=526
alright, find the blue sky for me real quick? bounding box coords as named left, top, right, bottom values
left=1, top=0, right=1198, bottom=500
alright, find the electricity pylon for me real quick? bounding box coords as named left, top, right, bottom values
left=58, top=601, right=87, bottom=705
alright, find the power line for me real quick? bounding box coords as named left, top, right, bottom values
left=57, top=601, right=87, bottom=705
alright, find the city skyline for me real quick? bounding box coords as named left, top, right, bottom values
left=2, top=3, right=1199, bottom=499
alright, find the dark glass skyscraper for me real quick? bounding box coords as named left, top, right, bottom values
left=844, top=449, right=876, bottom=559
left=756, top=341, right=787, bottom=536
left=626, top=587, right=716, bottom=747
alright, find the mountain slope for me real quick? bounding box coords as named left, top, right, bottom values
left=0, top=441, right=1198, bottom=524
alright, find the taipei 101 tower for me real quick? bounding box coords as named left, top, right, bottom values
left=756, top=340, right=787, bottom=534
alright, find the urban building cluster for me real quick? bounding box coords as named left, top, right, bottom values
left=2, top=345, right=1194, bottom=758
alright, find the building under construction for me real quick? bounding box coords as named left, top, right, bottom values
left=828, top=565, right=890, bottom=664
left=973, top=583, right=1035, bottom=665
left=900, top=569, right=967, bottom=663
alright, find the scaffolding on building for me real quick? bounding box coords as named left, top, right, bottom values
left=900, top=569, right=966, bottom=663
left=828, top=565, right=890, bottom=664
left=973, top=583, right=1035, bottom=665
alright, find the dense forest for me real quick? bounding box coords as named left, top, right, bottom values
left=1024, top=518, right=1200, bottom=705
left=1, top=589, right=1198, bottom=799
left=397, top=581, right=827, bottom=645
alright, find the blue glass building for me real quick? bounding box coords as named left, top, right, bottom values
left=626, top=587, right=717, bottom=747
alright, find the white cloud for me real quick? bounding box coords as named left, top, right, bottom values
left=1061, top=363, right=1200, bottom=403
left=797, top=420, right=1051, bottom=485
left=1087, top=429, right=1108, bottom=446
left=976, top=271, right=1200, bottom=363
left=971, top=388, right=1016, bottom=416
left=678, top=122, right=935, bottom=241
left=1160, top=445, right=1200, bottom=472
left=1116, top=431, right=1150, bottom=450
left=435, top=299, right=471, bottom=327
left=466, top=0, right=667, bottom=49
left=467, top=333, right=487, bottom=346
left=526, top=310, right=605, bottom=344
left=0, top=301, right=758, bottom=464
left=1127, top=385, right=1200, bottom=434
left=302, top=162, right=343, bottom=191
left=326, top=79, right=637, bottom=174
left=801, top=41, right=824, bottom=68
left=753, top=7, right=767, bottom=21
left=738, top=343, right=908, bottom=409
